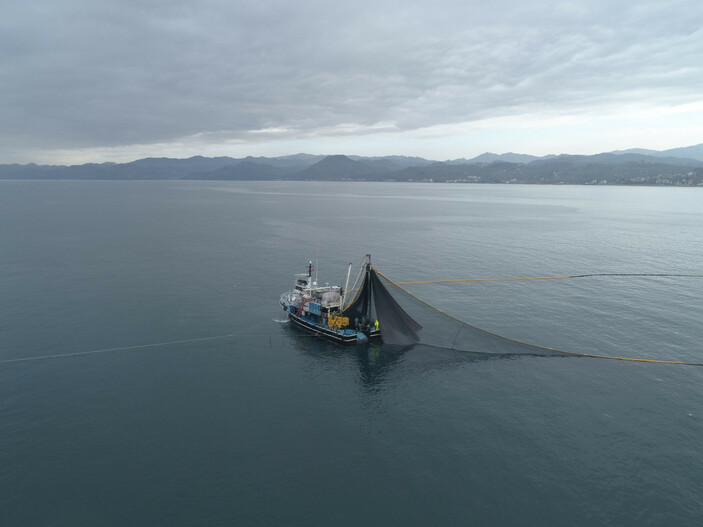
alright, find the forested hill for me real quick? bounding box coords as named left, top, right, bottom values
left=2, top=147, right=703, bottom=186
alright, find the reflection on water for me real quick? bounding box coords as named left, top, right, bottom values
left=283, top=322, right=546, bottom=391
left=283, top=324, right=408, bottom=389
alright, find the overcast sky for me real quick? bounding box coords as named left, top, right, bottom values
left=3, top=0, right=703, bottom=164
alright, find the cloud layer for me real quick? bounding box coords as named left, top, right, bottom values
left=3, top=0, right=703, bottom=162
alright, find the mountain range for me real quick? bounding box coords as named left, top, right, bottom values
left=2, top=144, right=703, bottom=186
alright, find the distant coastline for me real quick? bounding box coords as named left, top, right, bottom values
left=2, top=145, right=703, bottom=186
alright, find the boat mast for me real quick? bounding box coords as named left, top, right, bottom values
left=341, top=262, right=352, bottom=310
left=365, top=254, right=372, bottom=317
left=344, top=255, right=370, bottom=313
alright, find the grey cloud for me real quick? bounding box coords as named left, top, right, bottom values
left=2, top=0, right=703, bottom=157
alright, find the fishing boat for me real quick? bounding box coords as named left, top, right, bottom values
left=280, top=255, right=424, bottom=346
left=279, top=256, right=382, bottom=343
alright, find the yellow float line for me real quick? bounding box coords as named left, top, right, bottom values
left=389, top=276, right=571, bottom=285
left=387, top=273, right=703, bottom=286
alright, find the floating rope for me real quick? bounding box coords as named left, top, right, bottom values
left=0, top=324, right=270, bottom=365
left=387, top=273, right=703, bottom=286
left=373, top=268, right=703, bottom=367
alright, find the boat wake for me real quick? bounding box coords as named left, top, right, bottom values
left=273, top=318, right=289, bottom=323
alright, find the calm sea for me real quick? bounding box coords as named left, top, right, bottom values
left=1, top=181, right=703, bottom=525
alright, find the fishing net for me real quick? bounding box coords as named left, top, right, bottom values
left=345, top=267, right=422, bottom=346
left=348, top=267, right=560, bottom=356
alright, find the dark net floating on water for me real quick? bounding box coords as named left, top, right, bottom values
left=348, top=268, right=703, bottom=365
left=344, top=266, right=560, bottom=355
left=382, top=270, right=563, bottom=356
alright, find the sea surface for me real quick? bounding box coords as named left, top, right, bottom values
left=1, top=181, right=703, bottom=525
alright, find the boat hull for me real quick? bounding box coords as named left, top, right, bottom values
left=287, top=311, right=381, bottom=344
